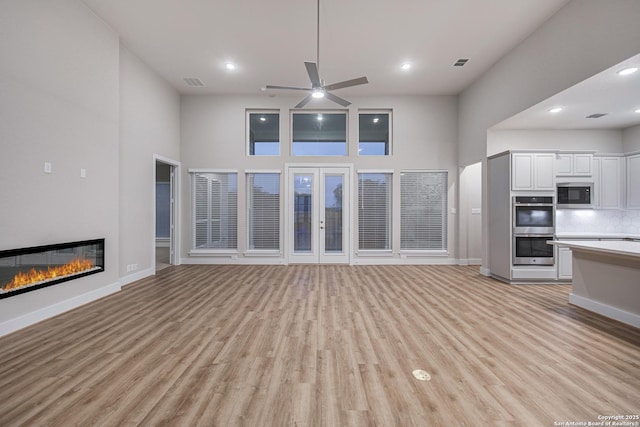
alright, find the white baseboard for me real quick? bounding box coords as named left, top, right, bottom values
left=569, top=293, right=640, bottom=328
left=457, top=258, right=481, bottom=266
left=0, top=282, right=121, bottom=338
left=119, top=267, right=155, bottom=286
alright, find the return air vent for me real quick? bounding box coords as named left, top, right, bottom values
left=586, top=113, right=607, bottom=119
left=453, top=58, right=469, bottom=67
left=184, top=77, right=205, bottom=87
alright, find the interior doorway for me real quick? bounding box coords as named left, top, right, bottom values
left=154, top=155, right=180, bottom=272
left=286, top=165, right=351, bottom=264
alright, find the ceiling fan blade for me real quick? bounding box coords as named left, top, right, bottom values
left=295, top=94, right=314, bottom=108
left=265, top=85, right=310, bottom=91
left=304, top=62, right=322, bottom=88
left=325, top=92, right=351, bottom=107
left=324, top=76, right=369, bottom=91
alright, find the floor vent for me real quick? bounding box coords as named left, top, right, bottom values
left=184, top=77, right=205, bottom=87
left=412, top=369, right=431, bottom=381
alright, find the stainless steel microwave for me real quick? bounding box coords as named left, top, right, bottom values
left=557, top=183, right=593, bottom=209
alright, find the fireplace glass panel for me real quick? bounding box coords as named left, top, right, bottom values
left=0, top=239, right=104, bottom=299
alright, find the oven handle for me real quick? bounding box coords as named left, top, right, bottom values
left=513, top=203, right=555, bottom=207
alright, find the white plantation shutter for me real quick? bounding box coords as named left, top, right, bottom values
left=400, top=171, right=447, bottom=250
left=191, top=172, right=237, bottom=250
left=358, top=173, right=392, bottom=250
left=246, top=173, right=280, bottom=251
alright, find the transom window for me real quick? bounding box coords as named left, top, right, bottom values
left=292, top=111, right=347, bottom=156
left=247, top=111, right=279, bottom=156
left=359, top=111, right=391, bottom=156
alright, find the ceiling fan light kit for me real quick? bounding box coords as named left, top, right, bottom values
left=265, top=0, right=368, bottom=108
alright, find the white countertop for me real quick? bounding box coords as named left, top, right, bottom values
left=555, top=232, right=640, bottom=240
left=550, top=240, right=640, bottom=258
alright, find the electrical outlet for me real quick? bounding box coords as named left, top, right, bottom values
left=80, top=168, right=87, bottom=178
left=132, top=264, right=138, bottom=271
left=126, top=264, right=131, bottom=272
left=44, top=162, right=52, bottom=174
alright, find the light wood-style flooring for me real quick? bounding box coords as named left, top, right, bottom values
left=0, top=265, right=638, bottom=426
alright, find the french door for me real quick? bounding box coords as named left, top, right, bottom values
left=287, top=166, right=350, bottom=264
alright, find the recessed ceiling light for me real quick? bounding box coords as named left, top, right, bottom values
left=635, top=108, right=640, bottom=114
left=401, top=63, right=411, bottom=70
left=549, top=107, right=563, bottom=113
left=617, top=67, right=638, bottom=76
left=225, top=62, right=237, bottom=70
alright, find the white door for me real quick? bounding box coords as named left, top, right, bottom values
left=287, top=166, right=350, bottom=264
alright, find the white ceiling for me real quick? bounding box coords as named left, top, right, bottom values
left=80, top=0, right=569, bottom=97
left=495, top=53, right=640, bottom=130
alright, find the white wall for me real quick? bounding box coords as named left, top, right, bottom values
left=119, top=46, right=181, bottom=280
left=623, top=124, right=640, bottom=152
left=459, top=162, right=482, bottom=265
left=180, top=94, right=459, bottom=263
left=487, top=129, right=624, bottom=156
left=0, top=0, right=120, bottom=333
left=458, top=0, right=640, bottom=167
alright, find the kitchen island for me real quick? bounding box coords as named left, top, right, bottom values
left=549, top=240, right=640, bottom=328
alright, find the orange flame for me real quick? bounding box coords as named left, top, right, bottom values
left=2, top=257, right=95, bottom=292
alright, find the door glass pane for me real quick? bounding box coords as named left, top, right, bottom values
left=294, top=174, right=313, bottom=252
left=324, top=175, right=343, bottom=253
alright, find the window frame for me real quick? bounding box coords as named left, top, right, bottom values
left=245, top=170, right=282, bottom=256
left=356, top=170, right=393, bottom=255
left=246, top=109, right=280, bottom=156
left=358, top=109, right=393, bottom=156
left=290, top=109, right=349, bottom=157
left=189, top=169, right=239, bottom=255
left=399, top=169, right=448, bottom=254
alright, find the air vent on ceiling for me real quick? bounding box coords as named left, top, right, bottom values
left=454, top=58, right=469, bottom=67
left=184, top=77, right=205, bottom=87
left=586, top=113, right=608, bottom=119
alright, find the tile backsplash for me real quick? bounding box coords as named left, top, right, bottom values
left=556, top=209, right=640, bottom=234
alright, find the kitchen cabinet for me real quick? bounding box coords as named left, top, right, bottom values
left=557, top=247, right=573, bottom=279
left=512, top=152, right=555, bottom=191
left=627, top=154, right=640, bottom=209
left=555, top=153, right=593, bottom=176
left=593, top=156, right=624, bottom=209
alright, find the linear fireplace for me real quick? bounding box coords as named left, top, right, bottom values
left=0, top=239, right=104, bottom=299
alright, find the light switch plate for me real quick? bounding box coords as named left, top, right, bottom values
left=44, top=162, right=52, bottom=174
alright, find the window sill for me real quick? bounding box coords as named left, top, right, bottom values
left=189, top=249, right=239, bottom=257
left=356, top=250, right=393, bottom=257
left=400, top=250, right=449, bottom=258
left=244, top=250, right=282, bottom=257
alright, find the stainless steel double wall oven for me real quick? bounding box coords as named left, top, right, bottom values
left=512, top=196, right=555, bottom=265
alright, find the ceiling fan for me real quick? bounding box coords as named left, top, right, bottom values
left=265, top=0, right=368, bottom=108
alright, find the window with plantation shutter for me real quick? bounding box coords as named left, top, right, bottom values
left=191, top=172, right=237, bottom=250
left=400, top=171, right=448, bottom=251
left=358, top=172, right=392, bottom=251
left=246, top=172, right=281, bottom=252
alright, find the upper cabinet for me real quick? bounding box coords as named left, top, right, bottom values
left=555, top=153, right=593, bottom=176
left=627, top=153, right=640, bottom=210
left=593, top=155, right=624, bottom=210
left=512, top=152, right=555, bottom=191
